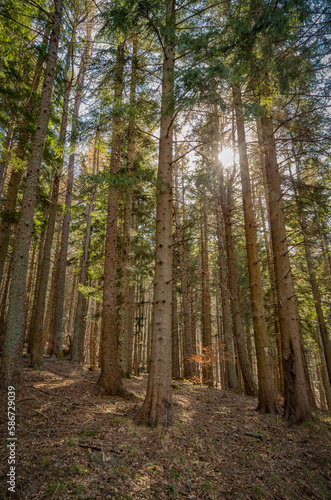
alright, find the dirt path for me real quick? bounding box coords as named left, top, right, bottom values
left=1, top=358, right=330, bottom=499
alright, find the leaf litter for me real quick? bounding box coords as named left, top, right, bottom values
left=0, top=358, right=330, bottom=499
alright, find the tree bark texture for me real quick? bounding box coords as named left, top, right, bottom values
left=233, top=86, right=280, bottom=413
left=260, top=113, right=312, bottom=422
left=135, top=0, right=175, bottom=426
left=98, top=43, right=126, bottom=395
left=118, top=41, right=138, bottom=377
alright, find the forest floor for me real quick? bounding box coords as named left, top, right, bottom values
left=1, top=358, right=331, bottom=500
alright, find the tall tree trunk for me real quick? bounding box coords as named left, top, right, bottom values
left=290, top=159, right=331, bottom=386
left=135, top=0, right=175, bottom=426
left=23, top=241, right=38, bottom=342
left=72, top=142, right=98, bottom=362
left=172, top=259, right=180, bottom=379
left=256, top=119, right=284, bottom=396
left=98, top=43, right=126, bottom=395
left=0, top=243, right=15, bottom=352
left=0, top=26, right=50, bottom=283
left=0, top=0, right=64, bottom=389
left=118, top=40, right=138, bottom=377
left=215, top=197, right=238, bottom=391
left=233, top=86, right=279, bottom=413
left=259, top=113, right=312, bottom=422
left=127, top=284, right=135, bottom=376
left=29, top=41, right=73, bottom=367
left=201, top=210, right=213, bottom=386
left=220, top=172, right=256, bottom=396
left=50, top=29, right=91, bottom=356
left=174, top=159, right=193, bottom=378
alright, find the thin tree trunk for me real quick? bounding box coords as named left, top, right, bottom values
left=72, top=142, right=98, bottom=362
left=127, top=284, right=135, bottom=376
left=23, top=241, right=38, bottom=342
left=220, top=172, right=256, bottom=396
left=43, top=225, right=62, bottom=354
left=215, top=197, right=238, bottom=392
left=0, top=244, right=15, bottom=351
left=201, top=210, right=213, bottom=386
left=174, top=159, right=193, bottom=378
left=172, top=260, right=180, bottom=379
left=289, top=158, right=331, bottom=386
left=29, top=41, right=74, bottom=367
left=0, top=0, right=64, bottom=389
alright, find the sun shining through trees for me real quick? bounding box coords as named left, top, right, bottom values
left=218, top=147, right=238, bottom=169
left=0, top=0, right=330, bottom=497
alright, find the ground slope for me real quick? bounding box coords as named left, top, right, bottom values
left=1, top=358, right=330, bottom=499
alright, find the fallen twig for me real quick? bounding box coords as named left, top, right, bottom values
left=32, top=409, right=49, bottom=419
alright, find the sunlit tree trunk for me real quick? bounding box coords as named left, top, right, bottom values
left=256, top=119, right=284, bottom=395
left=0, top=119, right=15, bottom=198
left=289, top=158, right=331, bottom=387
left=260, top=113, right=312, bottom=422
left=135, top=0, right=175, bottom=426
left=201, top=210, right=213, bottom=386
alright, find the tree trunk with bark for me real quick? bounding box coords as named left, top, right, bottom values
left=172, top=259, right=180, bottom=379
left=260, top=113, right=312, bottom=422
left=215, top=197, right=238, bottom=392
left=135, top=0, right=175, bottom=426
left=49, top=30, right=91, bottom=356
left=220, top=171, right=256, bottom=396
left=29, top=42, right=73, bottom=367
left=0, top=119, right=15, bottom=199
left=201, top=210, right=213, bottom=386
left=98, top=43, right=126, bottom=395
left=233, top=86, right=280, bottom=413
left=256, top=119, right=284, bottom=395
left=0, top=0, right=64, bottom=389
left=0, top=26, right=50, bottom=283
left=174, top=159, right=194, bottom=379
left=72, top=140, right=98, bottom=362
left=118, top=40, right=138, bottom=377
left=290, top=158, right=331, bottom=387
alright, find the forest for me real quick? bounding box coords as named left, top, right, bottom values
left=0, top=0, right=330, bottom=498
